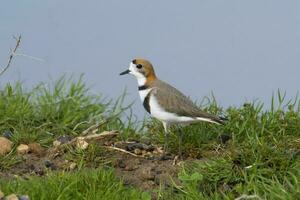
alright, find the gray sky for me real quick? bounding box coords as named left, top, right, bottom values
left=1, top=0, right=300, bottom=116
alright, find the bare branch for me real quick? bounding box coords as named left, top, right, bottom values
left=0, top=35, right=22, bottom=77
left=235, top=194, right=263, bottom=200
left=103, top=146, right=143, bottom=157
left=84, top=130, right=119, bottom=140
left=13, top=53, right=45, bottom=62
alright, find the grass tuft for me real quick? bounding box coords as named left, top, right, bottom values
left=0, top=75, right=134, bottom=146
left=0, top=77, right=300, bottom=200
left=0, top=169, right=151, bottom=200
left=150, top=92, right=300, bottom=199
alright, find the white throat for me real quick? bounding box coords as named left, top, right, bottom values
left=136, top=76, right=146, bottom=86
left=128, top=62, right=146, bottom=86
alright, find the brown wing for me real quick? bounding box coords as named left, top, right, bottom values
left=151, top=79, right=224, bottom=124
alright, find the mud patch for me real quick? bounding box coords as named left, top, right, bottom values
left=113, top=155, right=180, bottom=191
left=0, top=137, right=185, bottom=195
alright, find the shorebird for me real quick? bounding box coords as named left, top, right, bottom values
left=120, top=58, right=226, bottom=157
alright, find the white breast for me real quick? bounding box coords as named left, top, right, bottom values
left=139, top=89, right=220, bottom=125
left=148, top=94, right=196, bottom=124
left=138, top=88, right=152, bottom=102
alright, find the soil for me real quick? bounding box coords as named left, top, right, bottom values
left=0, top=135, right=190, bottom=198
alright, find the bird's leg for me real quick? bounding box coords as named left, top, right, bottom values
left=160, top=122, right=171, bottom=160
left=176, top=126, right=184, bottom=159
left=163, top=130, right=169, bottom=156
left=162, top=122, right=169, bottom=156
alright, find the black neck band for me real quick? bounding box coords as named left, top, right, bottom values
left=138, top=85, right=149, bottom=91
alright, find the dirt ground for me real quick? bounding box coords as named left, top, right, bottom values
left=1, top=135, right=186, bottom=196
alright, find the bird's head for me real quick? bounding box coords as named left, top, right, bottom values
left=120, top=58, right=157, bottom=85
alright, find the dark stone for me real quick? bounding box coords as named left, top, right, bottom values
left=159, top=154, right=173, bottom=161
left=2, top=130, right=13, bottom=139
left=126, top=143, right=154, bottom=151
left=218, top=134, right=231, bottom=144
left=17, top=195, right=30, bottom=200
left=44, top=160, right=56, bottom=170
left=57, top=135, right=73, bottom=144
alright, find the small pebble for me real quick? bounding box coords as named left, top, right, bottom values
left=53, top=140, right=61, bottom=147
left=5, top=194, right=18, bottom=200
left=2, top=130, right=13, bottom=139
left=17, top=144, right=30, bottom=155
left=133, top=148, right=142, bottom=155
left=156, top=147, right=164, bottom=154
left=0, top=190, right=4, bottom=198
left=69, top=162, right=77, bottom=170
left=17, top=195, right=30, bottom=200
left=0, top=137, right=12, bottom=156
left=76, top=137, right=89, bottom=150
left=28, top=143, right=45, bottom=156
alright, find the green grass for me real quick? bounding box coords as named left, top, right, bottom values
left=0, top=77, right=300, bottom=199
left=0, top=75, right=136, bottom=146
left=0, top=75, right=137, bottom=170
left=148, top=92, right=300, bottom=199
left=0, top=169, right=151, bottom=200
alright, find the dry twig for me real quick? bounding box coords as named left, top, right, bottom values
left=84, top=130, right=119, bottom=140
left=103, top=146, right=143, bottom=157
left=82, top=124, right=100, bottom=135
left=235, top=194, right=263, bottom=200
left=81, top=119, right=112, bottom=136
left=0, top=35, right=22, bottom=76
left=57, top=130, right=120, bottom=146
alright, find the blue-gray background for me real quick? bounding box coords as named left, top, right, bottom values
left=1, top=0, right=300, bottom=117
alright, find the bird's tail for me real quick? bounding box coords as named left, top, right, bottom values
left=196, top=116, right=228, bottom=125
left=215, top=116, right=228, bottom=125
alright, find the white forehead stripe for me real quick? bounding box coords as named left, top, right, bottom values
left=128, top=62, right=135, bottom=72
left=128, top=62, right=146, bottom=86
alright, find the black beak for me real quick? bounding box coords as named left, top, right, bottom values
left=119, top=69, right=130, bottom=75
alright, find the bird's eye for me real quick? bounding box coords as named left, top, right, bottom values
left=136, top=64, right=142, bottom=69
